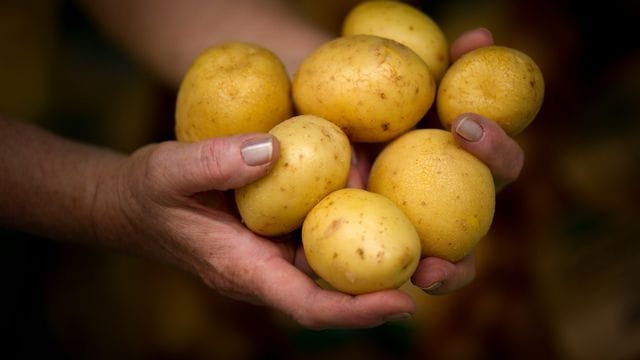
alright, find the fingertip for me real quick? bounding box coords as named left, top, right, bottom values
left=186, top=133, right=282, bottom=192
left=411, top=257, right=449, bottom=293
left=412, top=254, right=476, bottom=295
left=240, top=134, right=279, bottom=166
left=451, top=113, right=524, bottom=186
left=450, top=27, right=495, bottom=62
left=453, top=113, right=485, bottom=142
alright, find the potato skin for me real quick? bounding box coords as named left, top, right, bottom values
left=437, top=46, right=544, bottom=135
left=175, top=42, right=292, bottom=142
left=292, top=34, right=435, bottom=143
left=342, top=0, right=449, bottom=81
left=302, top=188, right=421, bottom=295
left=368, top=129, right=495, bottom=262
left=235, top=115, right=351, bottom=237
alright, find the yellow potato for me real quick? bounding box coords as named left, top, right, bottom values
left=235, top=115, right=351, bottom=236
left=342, top=0, right=449, bottom=81
left=175, top=42, right=292, bottom=142
left=368, top=129, right=495, bottom=262
left=292, top=34, right=435, bottom=143
left=437, top=45, right=544, bottom=135
left=302, top=188, right=421, bottom=295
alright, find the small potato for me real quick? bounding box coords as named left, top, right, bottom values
left=342, top=0, right=449, bottom=81
left=293, top=34, right=435, bottom=143
left=175, top=42, right=292, bottom=142
left=437, top=45, right=544, bottom=135
left=302, top=188, right=421, bottom=295
left=368, top=129, right=495, bottom=262
left=235, top=115, right=350, bottom=237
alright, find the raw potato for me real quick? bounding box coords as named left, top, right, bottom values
left=293, top=34, right=435, bottom=143
left=175, top=42, right=292, bottom=142
left=342, top=0, right=449, bottom=81
left=302, top=188, right=421, bottom=295
left=437, top=45, right=544, bottom=135
left=235, top=115, right=351, bottom=237
left=368, top=129, right=495, bottom=262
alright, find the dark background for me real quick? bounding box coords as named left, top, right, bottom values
left=1, top=0, right=639, bottom=358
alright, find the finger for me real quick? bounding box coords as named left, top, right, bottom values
left=450, top=27, right=494, bottom=62
left=258, top=257, right=416, bottom=329
left=293, top=244, right=316, bottom=278
left=411, top=251, right=476, bottom=295
left=451, top=113, right=524, bottom=188
left=346, top=144, right=371, bottom=189
left=155, top=134, right=280, bottom=194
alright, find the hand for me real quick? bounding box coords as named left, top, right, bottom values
left=96, top=133, right=416, bottom=329
left=348, top=28, right=525, bottom=295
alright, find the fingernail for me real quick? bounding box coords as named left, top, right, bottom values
left=385, top=312, right=413, bottom=322
left=422, top=282, right=442, bottom=293
left=455, top=116, right=483, bottom=142
left=241, top=137, right=273, bottom=166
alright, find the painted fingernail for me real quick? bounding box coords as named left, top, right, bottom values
left=385, top=312, right=413, bottom=322
left=422, top=282, right=442, bottom=293
left=241, top=137, right=273, bottom=166
left=455, top=116, right=483, bottom=142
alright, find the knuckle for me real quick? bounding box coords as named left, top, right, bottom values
left=199, top=139, right=235, bottom=189
left=139, top=143, right=171, bottom=188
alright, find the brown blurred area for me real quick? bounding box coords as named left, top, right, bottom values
left=1, top=0, right=639, bottom=359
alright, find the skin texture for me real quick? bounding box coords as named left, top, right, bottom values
left=0, top=1, right=525, bottom=327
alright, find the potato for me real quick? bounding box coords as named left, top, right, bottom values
left=175, top=42, right=292, bottom=142
left=368, top=129, right=495, bottom=262
left=302, top=188, right=421, bottom=295
left=437, top=45, right=544, bottom=135
left=235, top=115, right=350, bottom=236
left=292, top=34, right=435, bottom=143
left=342, top=0, right=449, bottom=81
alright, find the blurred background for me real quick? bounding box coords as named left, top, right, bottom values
left=1, top=0, right=639, bottom=359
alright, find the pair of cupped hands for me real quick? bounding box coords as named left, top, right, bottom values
left=100, top=29, right=524, bottom=329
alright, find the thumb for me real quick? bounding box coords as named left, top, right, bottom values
left=164, top=133, right=280, bottom=194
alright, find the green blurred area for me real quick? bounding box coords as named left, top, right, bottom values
left=1, top=0, right=639, bottom=359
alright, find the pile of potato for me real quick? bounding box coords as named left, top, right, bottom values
left=174, top=1, right=544, bottom=295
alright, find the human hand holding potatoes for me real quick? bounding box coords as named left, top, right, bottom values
left=169, top=1, right=540, bottom=325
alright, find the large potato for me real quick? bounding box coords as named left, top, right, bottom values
left=292, top=34, right=435, bottom=143
left=175, top=42, right=292, bottom=142
left=342, top=0, right=449, bottom=81
left=437, top=45, right=544, bottom=135
left=368, top=129, right=495, bottom=262
left=235, top=115, right=351, bottom=236
left=302, top=188, right=421, bottom=295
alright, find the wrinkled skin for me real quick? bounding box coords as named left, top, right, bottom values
left=99, top=28, right=524, bottom=329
